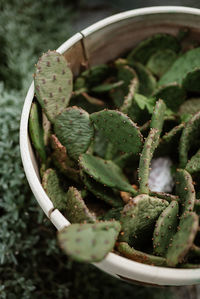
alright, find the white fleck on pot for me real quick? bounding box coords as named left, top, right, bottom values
left=20, top=6, right=200, bottom=286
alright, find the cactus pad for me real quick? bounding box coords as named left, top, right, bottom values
left=34, top=50, right=72, bottom=122
left=129, top=62, right=156, bottom=97
left=117, top=242, right=167, bottom=266
left=182, top=68, right=200, bottom=93
left=109, top=63, right=139, bottom=108
left=65, top=187, right=96, bottom=223
left=150, top=99, right=166, bottom=137
left=90, top=109, right=143, bottom=155
left=138, top=128, right=159, bottom=194
left=29, top=102, right=46, bottom=162
left=79, top=153, right=137, bottom=194
left=50, top=134, right=80, bottom=183
left=178, top=98, right=200, bottom=116
left=54, top=106, right=94, bottom=160
left=175, top=169, right=195, bottom=214
left=146, top=49, right=177, bottom=78
left=57, top=221, right=121, bottom=262
left=119, top=194, right=168, bottom=246
left=179, top=111, right=200, bottom=168
left=127, top=33, right=180, bottom=64
left=186, top=149, right=200, bottom=174
left=153, top=201, right=179, bottom=256
left=153, top=83, right=186, bottom=112
left=166, top=212, right=199, bottom=267
left=42, top=168, right=67, bottom=211
left=158, top=47, right=200, bottom=86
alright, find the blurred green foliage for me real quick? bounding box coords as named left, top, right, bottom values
left=0, top=0, right=189, bottom=297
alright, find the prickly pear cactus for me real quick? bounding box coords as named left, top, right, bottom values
left=54, top=106, right=94, bottom=160
left=166, top=212, right=199, bottom=267
left=117, top=242, right=167, bottom=266
left=57, top=221, right=121, bottom=262
left=153, top=201, right=179, bottom=257
left=65, top=187, right=96, bottom=223
left=34, top=50, right=72, bottom=123
left=31, top=30, right=200, bottom=267
left=29, top=102, right=46, bottom=162
left=90, top=109, right=143, bottom=155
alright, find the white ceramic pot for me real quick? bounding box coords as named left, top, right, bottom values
left=20, top=6, right=200, bottom=286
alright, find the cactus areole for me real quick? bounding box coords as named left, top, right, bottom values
left=29, top=31, right=200, bottom=268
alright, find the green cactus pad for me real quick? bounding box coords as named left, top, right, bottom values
left=178, top=98, right=200, bottom=116
left=138, top=100, right=166, bottom=194
left=153, top=83, right=186, bottom=112
left=34, top=50, right=72, bottom=123
left=175, top=169, right=195, bottom=214
left=109, top=88, right=125, bottom=109
left=179, top=111, right=200, bottom=168
left=186, top=149, right=200, bottom=174
left=109, top=64, right=139, bottom=108
left=182, top=68, right=200, bottom=93
left=120, top=78, right=139, bottom=118
left=146, top=49, right=177, bottom=78
left=81, top=172, right=124, bottom=208
left=150, top=99, right=166, bottom=138
left=138, top=128, right=159, bottom=194
left=79, top=153, right=137, bottom=194
left=117, top=242, right=167, bottom=266
left=58, top=221, right=121, bottom=262
left=166, top=212, right=199, bottom=267
left=50, top=134, right=75, bottom=168
left=54, top=106, right=94, bottom=160
left=129, top=62, right=156, bottom=97
left=65, top=186, right=96, bottom=223
left=90, top=109, right=143, bottom=155
left=42, top=168, right=67, bottom=211
left=42, top=112, right=51, bottom=147
left=29, top=102, right=46, bottom=162
left=50, top=134, right=80, bottom=183
left=153, top=201, right=179, bottom=257
left=127, top=33, right=180, bottom=64
left=119, top=194, right=168, bottom=246
left=158, top=47, right=200, bottom=86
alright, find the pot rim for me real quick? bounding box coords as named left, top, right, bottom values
left=20, top=6, right=200, bottom=286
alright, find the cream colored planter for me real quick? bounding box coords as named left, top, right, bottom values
left=20, top=6, right=200, bottom=286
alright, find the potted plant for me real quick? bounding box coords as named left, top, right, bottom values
left=20, top=6, right=200, bottom=286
